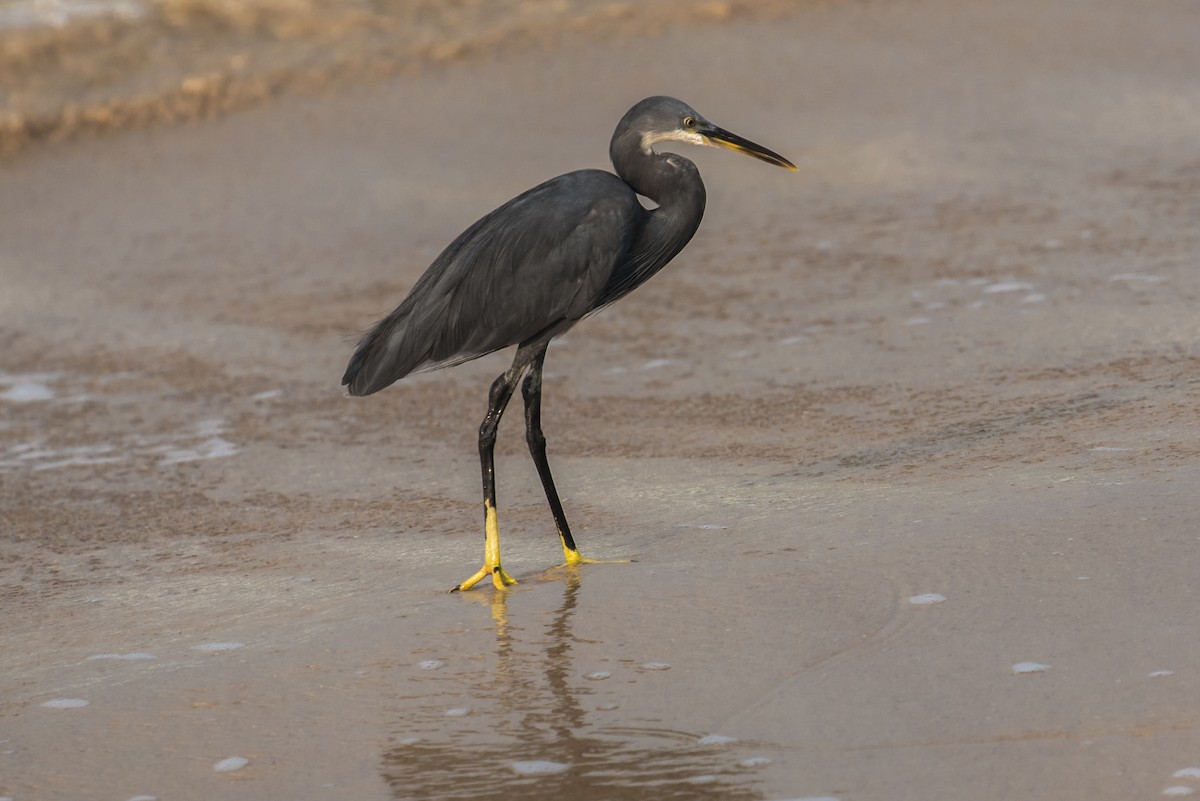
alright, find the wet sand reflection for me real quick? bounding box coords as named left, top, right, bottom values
left=380, top=571, right=765, bottom=800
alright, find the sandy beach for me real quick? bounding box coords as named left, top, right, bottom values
left=3, top=1, right=1200, bottom=799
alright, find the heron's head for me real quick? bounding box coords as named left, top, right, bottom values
left=621, top=96, right=797, bottom=171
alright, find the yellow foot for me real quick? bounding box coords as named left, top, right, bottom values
left=554, top=548, right=630, bottom=569
left=449, top=564, right=518, bottom=593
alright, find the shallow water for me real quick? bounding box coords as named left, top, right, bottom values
left=0, top=372, right=242, bottom=472
left=377, top=577, right=770, bottom=801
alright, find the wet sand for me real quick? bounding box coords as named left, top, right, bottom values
left=3, top=0, right=1200, bottom=799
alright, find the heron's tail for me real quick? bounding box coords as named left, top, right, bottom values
left=341, top=332, right=394, bottom=396
left=342, top=296, right=445, bottom=396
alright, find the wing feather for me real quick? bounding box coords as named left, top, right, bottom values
left=343, top=169, right=642, bottom=396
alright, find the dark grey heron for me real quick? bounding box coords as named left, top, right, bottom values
left=343, top=96, right=796, bottom=592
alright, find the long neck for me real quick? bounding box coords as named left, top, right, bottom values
left=610, top=132, right=707, bottom=268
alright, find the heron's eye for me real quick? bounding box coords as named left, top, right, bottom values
left=683, top=116, right=695, bottom=128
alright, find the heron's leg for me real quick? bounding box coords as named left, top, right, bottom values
left=451, top=365, right=524, bottom=592
left=521, top=348, right=591, bottom=566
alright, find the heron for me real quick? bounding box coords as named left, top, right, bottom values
left=343, top=96, right=796, bottom=592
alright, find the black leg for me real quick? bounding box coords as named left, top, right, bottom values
left=451, top=364, right=524, bottom=592
left=480, top=366, right=522, bottom=514
left=521, top=347, right=585, bottom=563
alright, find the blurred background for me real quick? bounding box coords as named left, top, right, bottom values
left=0, top=0, right=797, bottom=160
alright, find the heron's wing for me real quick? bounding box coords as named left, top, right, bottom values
left=344, top=170, right=642, bottom=395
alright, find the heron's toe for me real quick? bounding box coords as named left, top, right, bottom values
left=554, top=551, right=630, bottom=569
left=450, top=564, right=518, bottom=593
left=491, top=567, right=519, bottom=589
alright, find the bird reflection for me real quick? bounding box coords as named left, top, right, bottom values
left=380, top=571, right=764, bottom=800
